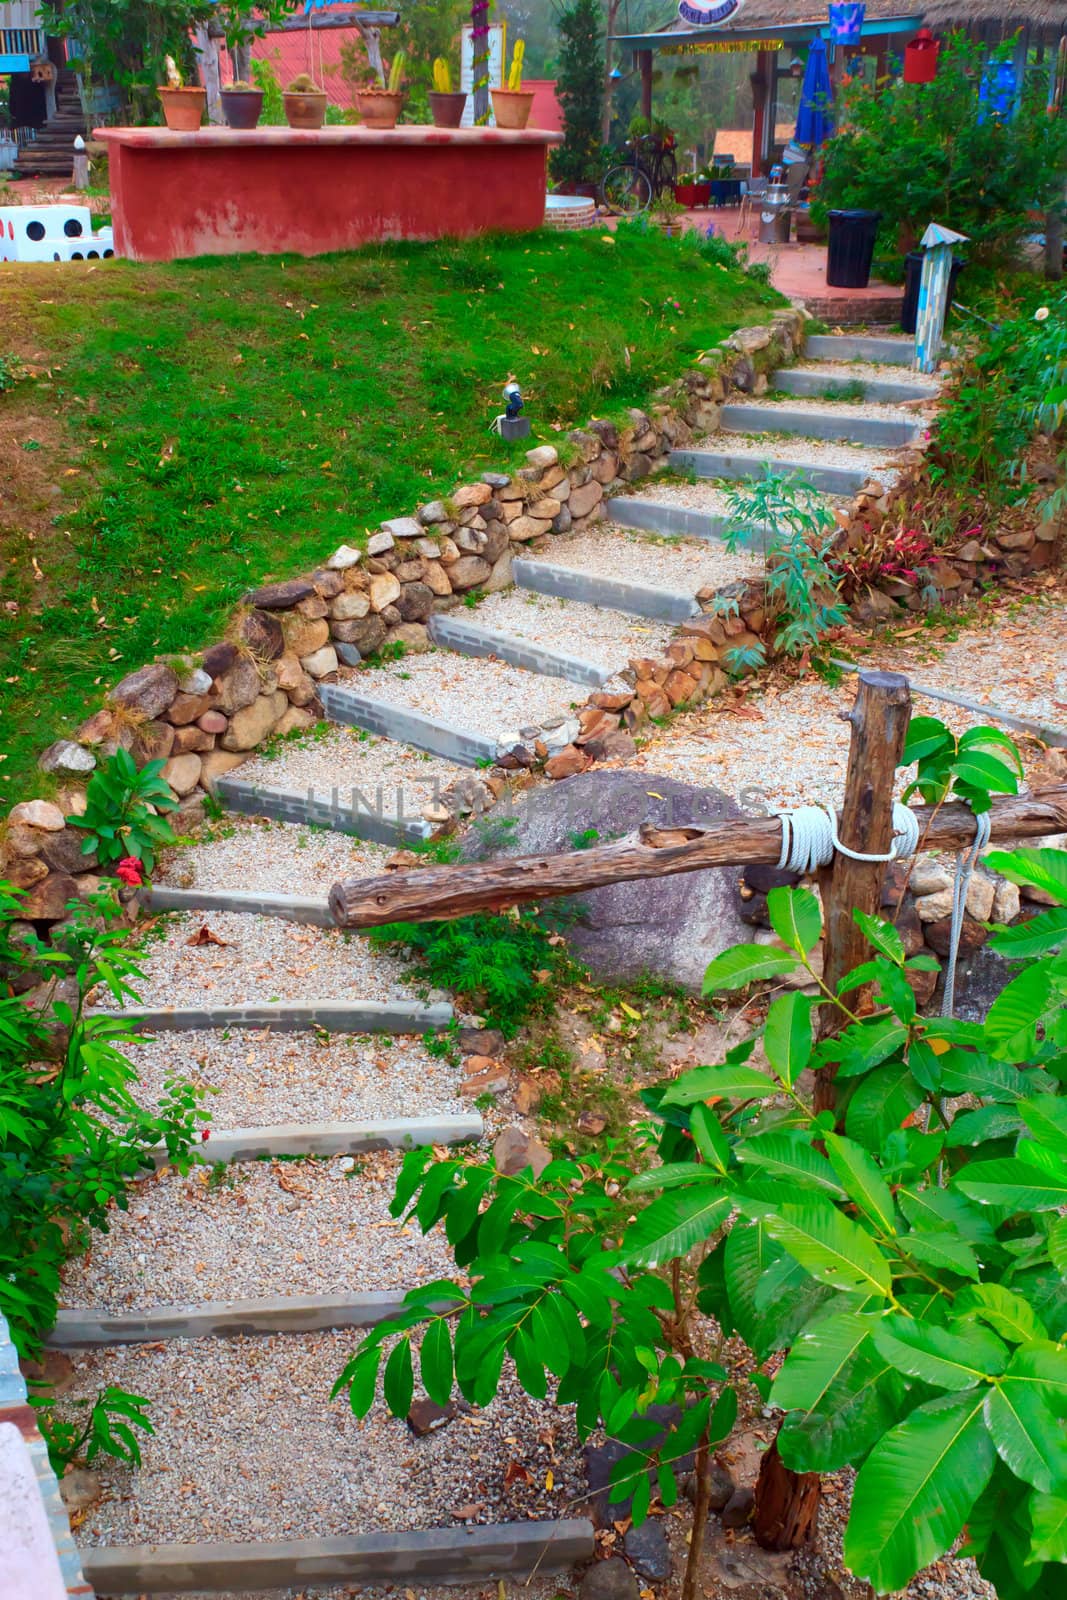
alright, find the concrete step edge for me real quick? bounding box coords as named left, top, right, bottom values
left=151, top=1113, right=484, bottom=1167
left=670, top=448, right=871, bottom=497
left=427, top=611, right=610, bottom=688
left=606, top=497, right=772, bottom=552
left=319, top=682, right=496, bottom=768
left=215, top=774, right=433, bottom=846
left=79, top=1519, right=595, bottom=1594
left=512, top=556, right=699, bottom=622
left=719, top=402, right=919, bottom=447
left=144, top=883, right=334, bottom=926
left=50, top=1289, right=454, bottom=1347
left=770, top=368, right=938, bottom=404
left=88, top=1000, right=454, bottom=1034
left=803, top=333, right=917, bottom=367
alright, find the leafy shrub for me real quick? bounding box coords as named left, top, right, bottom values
left=338, top=721, right=1067, bottom=1600
left=69, top=748, right=178, bottom=876
left=723, top=469, right=848, bottom=663
left=550, top=0, right=605, bottom=188
left=813, top=33, right=1067, bottom=266
left=37, top=1386, right=153, bottom=1474
left=368, top=910, right=575, bottom=1036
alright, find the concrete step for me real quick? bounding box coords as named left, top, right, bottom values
left=50, top=1290, right=429, bottom=1348
left=215, top=772, right=432, bottom=846
left=804, top=333, right=916, bottom=366
left=152, top=1113, right=483, bottom=1167
left=770, top=367, right=938, bottom=405
left=319, top=681, right=497, bottom=768
left=145, top=883, right=334, bottom=926
left=605, top=496, right=773, bottom=552
left=90, top=999, right=453, bottom=1034
left=427, top=611, right=611, bottom=688
left=513, top=556, right=699, bottom=622
left=670, top=447, right=871, bottom=498
left=720, top=401, right=919, bottom=448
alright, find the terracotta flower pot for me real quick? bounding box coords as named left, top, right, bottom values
left=284, top=90, right=328, bottom=129
left=158, top=87, right=206, bottom=132
left=221, top=88, right=263, bottom=130
left=356, top=88, right=404, bottom=129
left=429, top=90, right=467, bottom=129
left=491, top=88, right=534, bottom=130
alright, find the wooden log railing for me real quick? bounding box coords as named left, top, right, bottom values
left=328, top=784, right=1067, bottom=930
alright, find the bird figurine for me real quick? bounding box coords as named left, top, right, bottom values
left=490, top=380, right=524, bottom=435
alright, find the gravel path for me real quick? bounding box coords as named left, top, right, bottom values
left=726, top=392, right=930, bottom=426
left=783, top=357, right=941, bottom=391
left=622, top=477, right=850, bottom=517
left=61, top=1153, right=460, bottom=1312
left=638, top=597, right=1067, bottom=809
left=473, top=589, right=675, bottom=671
left=120, top=1026, right=466, bottom=1129
left=692, top=429, right=904, bottom=486
left=157, top=814, right=393, bottom=898
left=108, top=910, right=409, bottom=1008
left=66, top=1336, right=585, bottom=1545
left=342, top=651, right=587, bottom=733
left=237, top=724, right=465, bottom=816
left=532, top=524, right=762, bottom=589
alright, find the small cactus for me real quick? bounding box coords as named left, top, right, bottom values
left=163, top=55, right=183, bottom=89
left=506, top=40, right=525, bottom=92
left=227, top=80, right=255, bottom=92
left=387, top=51, right=406, bottom=94
left=432, top=57, right=452, bottom=95
left=286, top=73, right=322, bottom=95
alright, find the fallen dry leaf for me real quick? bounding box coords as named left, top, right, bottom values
left=186, top=924, right=229, bottom=948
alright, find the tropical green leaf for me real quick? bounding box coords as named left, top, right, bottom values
left=825, top=1133, right=896, bottom=1234
left=383, top=1337, right=415, bottom=1418
left=985, top=848, right=1067, bottom=906
left=985, top=967, right=1057, bottom=1056
left=903, top=1231, right=980, bottom=1280
left=843, top=1390, right=995, bottom=1594
left=622, top=1187, right=731, bottom=1269
left=777, top=1335, right=904, bottom=1475
left=938, top=1056, right=1032, bottom=1101
left=956, top=1284, right=1048, bottom=1345
left=984, top=1382, right=1067, bottom=1493
left=662, top=1062, right=776, bottom=1107
left=763, top=992, right=813, bottom=1089
left=702, top=943, right=800, bottom=994
left=957, top=1157, right=1067, bottom=1212
left=770, top=1311, right=872, bottom=1412
left=845, top=1062, right=923, bottom=1152
left=815, top=1015, right=909, bottom=1078
left=767, top=1202, right=892, bottom=1298
left=873, top=1316, right=1008, bottom=1391
left=419, top=1318, right=454, bottom=1407
left=1048, top=1216, right=1067, bottom=1278
left=853, top=909, right=906, bottom=965
left=1029, top=1489, right=1067, bottom=1562
left=951, top=749, right=1020, bottom=797
left=991, top=908, right=1067, bottom=958
left=736, top=1131, right=844, bottom=1196
left=903, top=715, right=953, bottom=764
left=1000, top=1342, right=1067, bottom=1417
left=689, top=1102, right=729, bottom=1173
left=768, top=885, right=822, bottom=955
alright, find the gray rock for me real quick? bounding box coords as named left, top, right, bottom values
left=406, top=1398, right=457, bottom=1437
left=179, top=667, right=213, bottom=695
left=39, top=740, right=95, bottom=775
left=481, top=471, right=512, bottom=489
left=419, top=501, right=449, bottom=524
left=493, top=1125, right=551, bottom=1177
left=623, top=1518, right=671, bottom=1581
left=110, top=661, right=179, bottom=720
left=462, top=772, right=751, bottom=992
left=247, top=579, right=313, bottom=611
left=380, top=517, right=423, bottom=542
left=327, top=544, right=362, bottom=570
left=579, top=1559, right=639, bottom=1600
left=721, top=1485, right=755, bottom=1528
left=334, top=642, right=362, bottom=667
left=367, top=530, right=396, bottom=556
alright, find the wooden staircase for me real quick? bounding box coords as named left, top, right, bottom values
left=13, top=70, right=89, bottom=178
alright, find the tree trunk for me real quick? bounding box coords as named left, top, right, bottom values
left=356, top=22, right=385, bottom=87
left=193, top=24, right=223, bottom=124
left=752, top=1433, right=820, bottom=1551
left=1045, top=182, right=1066, bottom=281
left=601, top=0, right=619, bottom=145
left=471, top=0, right=490, bottom=125
left=681, top=1430, right=713, bottom=1600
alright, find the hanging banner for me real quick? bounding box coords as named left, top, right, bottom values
left=663, top=39, right=784, bottom=56
left=677, top=0, right=747, bottom=26
left=827, top=4, right=866, bottom=45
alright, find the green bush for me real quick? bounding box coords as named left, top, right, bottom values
left=69, top=748, right=178, bottom=877
left=550, top=0, right=605, bottom=188
left=813, top=34, right=1067, bottom=267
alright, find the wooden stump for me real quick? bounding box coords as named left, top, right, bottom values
left=752, top=1434, right=820, bottom=1551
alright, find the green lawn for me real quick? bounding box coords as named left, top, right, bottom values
left=0, top=225, right=781, bottom=794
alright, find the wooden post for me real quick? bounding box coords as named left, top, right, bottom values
left=639, top=50, right=653, bottom=121
left=815, top=670, right=912, bottom=1113
left=753, top=1432, right=820, bottom=1551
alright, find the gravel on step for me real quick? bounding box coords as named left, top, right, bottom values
left=111, top=910, right=408, bottom=1008
left=691, top=429, right=904, bottom=485
left=341, top=652, right=587, bottom=734
left=472, top=589, right=675, bottom=671
left=66, top=1334, right=584, bottom=1545
left=119, top=1026, right=466, bottom=1130
left=637, top=602, right=1065, bottom=810
left=530, top=524, right=762, bottom=589
left=728, top=392, right=932, bottom=425
left=622, top=478, right=849, bottom=517
left=786, top=357, right=942, bottom=391
left=60, top=1152, right=461, bottom=1312
left=157, top=814, right=395, bottom=899
left=235, top=725, right=466, bottom=816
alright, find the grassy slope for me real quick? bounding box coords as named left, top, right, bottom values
left=0, top=226, right=781, bottom=793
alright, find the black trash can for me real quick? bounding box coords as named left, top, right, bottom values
left=826, top=208, right=881, bottom=289
left=900, top=249, right=966, bottom=334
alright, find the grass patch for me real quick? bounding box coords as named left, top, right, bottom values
left=0, top=227, right=780, bottom=793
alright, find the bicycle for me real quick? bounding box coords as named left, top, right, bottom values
left=600, top=132, right=678, bottom=217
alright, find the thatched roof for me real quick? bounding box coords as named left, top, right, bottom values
left=733, top=0, right=1067, bottom=30
left=718, top=2, right=916, bottom=20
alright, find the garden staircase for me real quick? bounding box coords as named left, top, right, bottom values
left=57, top=332, right=943, bottom=1595
left=13, top=69, right=89, bottom=178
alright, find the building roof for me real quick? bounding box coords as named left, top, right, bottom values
left=921, top=0, right=1067, bottom=32
left=618, top=6, right=922, bottom=51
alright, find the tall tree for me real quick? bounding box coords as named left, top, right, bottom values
left=552, top=0, right=604, bottom=185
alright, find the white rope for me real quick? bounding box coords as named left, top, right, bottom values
left=774, top=802, right=922, bottom=875
left=941, top=809, right=992, bottom=1019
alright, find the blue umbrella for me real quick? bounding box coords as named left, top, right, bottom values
left=795, top=34, right=834, bottom=150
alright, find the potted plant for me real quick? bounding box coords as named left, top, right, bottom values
left=158, top=55, right=206, bottom=132
left=653, top=193, right=685, bottom=238
left=429, top=57, right=466, bottom=128
left=221, top=78, right=263, bottom=129
left=356, top=51, right=406, bottom=129
left=675, top=174, right=711, bottom=207
left=491, top=40, right=533, bottom=129
left=284, top=72, right=328, bottom=130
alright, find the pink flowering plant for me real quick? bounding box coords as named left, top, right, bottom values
left=69, top=748, right=177, bottom=880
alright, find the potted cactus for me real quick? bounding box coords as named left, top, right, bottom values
left=158, top=55, right=206, bottom=131
left=429, top=57, right=466, bottom=128
left=356, top=51, right=406, bottom=129
left=221, top=79, right=264, bottom=129
left=284, top=72, right=328, bottom=129
left=491, top=40, right=533, bottom=129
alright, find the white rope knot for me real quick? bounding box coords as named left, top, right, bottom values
left=774, top=802, right=922, bottom=875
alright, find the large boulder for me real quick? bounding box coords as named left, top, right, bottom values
left=462, top=772, right=751, bottom=992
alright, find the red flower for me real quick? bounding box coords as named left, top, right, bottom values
left=116, top=857, right=144, bottom=887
